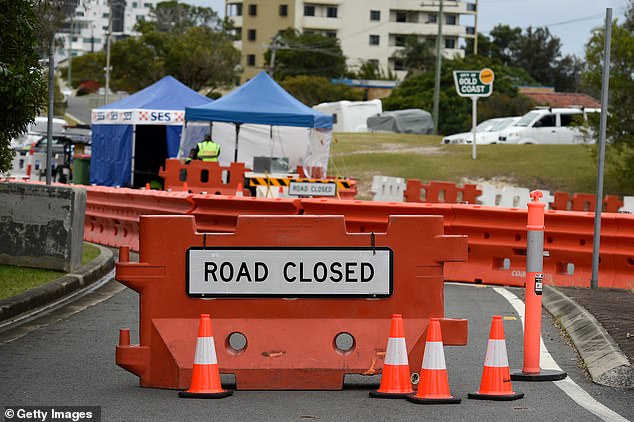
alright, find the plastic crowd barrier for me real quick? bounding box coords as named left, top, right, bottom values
left=405, top=180, right=481, bottom=204
left=115, top=214, right=468, bottom=390
left=159, top=159, right=248, bottom=195
left=550, top=191, right=624, bottom=213
left=371, top=176, right=405, bottom=202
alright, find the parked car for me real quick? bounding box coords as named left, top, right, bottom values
left=10, top=116, right=68, bottom=149
left=497, top=107, right=599, bottom=144
left=442, top=117, right=520, bottom=145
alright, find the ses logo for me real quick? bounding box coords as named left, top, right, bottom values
left=150, top=111, right=174, bottom=122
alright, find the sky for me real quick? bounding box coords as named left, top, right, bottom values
left=189, top=0, right=630, bottom=57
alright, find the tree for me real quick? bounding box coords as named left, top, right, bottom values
left=0, top=0, right=47, bottom=172
left=143, top=1, right=223, bottom=34
left=582, top=12, right=634, bottom=194
left=264, top=28, right=347, bottom=80
left=390, top=35, right=436, bottom=74
left=279, top=75, right=363, bottom=106
left=382, top=55, right=535, bottom=135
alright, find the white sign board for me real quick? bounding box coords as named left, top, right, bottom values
left=288, top=181, right=337, bottom=197
left=187, top=247, right=393, bottom=297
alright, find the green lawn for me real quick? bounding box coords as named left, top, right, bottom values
left=328, top=133, right=612, bottom=200
left=0, top=243, right=102, bottom=300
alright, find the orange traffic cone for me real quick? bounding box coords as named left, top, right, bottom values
left=468, top=316, right=523, bottom=401
left=179, top=314, right=233, bottom=399
left=236, top=182, right=244, bottom=197
left=144, top=182, right=151, bottom=190
left=407, top=318, right=460, bottom=404
left=370, top=314, right=414, bottom=399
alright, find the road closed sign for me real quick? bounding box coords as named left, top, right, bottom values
left=453, top=68, right=495, bottom=97
left=187, top=247, right=393, bottom=297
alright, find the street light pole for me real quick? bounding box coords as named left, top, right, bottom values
left=474, top=0, right=479, bottom=55
left=432, top=0, right=444, bottom=135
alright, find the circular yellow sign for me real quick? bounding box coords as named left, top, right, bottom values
left=479, top=68, right=495, bottom=85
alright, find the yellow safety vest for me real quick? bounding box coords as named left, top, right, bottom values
left=197, top=140, right=220, bottom=162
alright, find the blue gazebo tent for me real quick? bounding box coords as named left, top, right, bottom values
left=184, top=71, right=333, bottom=176
left=90, top=76, right=212, bottom=187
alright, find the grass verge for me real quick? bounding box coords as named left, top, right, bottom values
left=328, top=133, right=616, bottom=199
left=0, top=243, right=102, bottom=300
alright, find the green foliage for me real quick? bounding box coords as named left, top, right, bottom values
left=65, top=3, right=238, bottom=93
left=0, top=0, right=46, bottom=172
left=279, top=75, right=364, bottom=106
left=351, top=60, right=395, bottom=80
left=382, top=56, right=535, bottom=134
left=582, top=14, right=634, bottom=194
left=390, top=35, right=436, bottom=74
left=265, top=28, right=347, bottom=80
left=473, top=24, right=582, bottom=92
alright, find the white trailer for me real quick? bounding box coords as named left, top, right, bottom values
left=313, top=99, right=382, bottom=132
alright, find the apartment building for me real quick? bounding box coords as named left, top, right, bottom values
left=226, top=0, right=477, bottom=81
left=56, top=0, right=162, bottom=61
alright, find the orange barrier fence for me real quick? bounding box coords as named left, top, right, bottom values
left=549, top=191, right=623, bottom=213
left=115, top=214, right=468, bottom=390
left=159, top=159, right=248, bottom=195
left=404, top=180, right=481, bottom=204
left=79, top=184, right=634, bottom=290
left=84, top=186, right=194, bottom=251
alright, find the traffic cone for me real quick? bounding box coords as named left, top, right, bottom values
left=468, top=316, right=523, bottom=401
left=236, top=182, right=244, bottom=197
left=407, top=318, right=460, bottom=404
left=179, top=314, right=233, bottom=399
left=144, top=182, right=150, bottom=190
left=369, top=314, right=414, bottom=398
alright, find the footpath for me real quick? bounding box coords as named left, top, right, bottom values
left=0, top=246, right=631, bottom=389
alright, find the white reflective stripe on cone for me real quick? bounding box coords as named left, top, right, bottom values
left=194, top=337, right=218, bottom=365
left=421, top=341, right=446, bottom=370
left=384, top=337, right=409, bottom=365
left=483, top=339, right=509, bottom=368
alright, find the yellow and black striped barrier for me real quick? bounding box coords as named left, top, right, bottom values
left=247, top=177, right=353, bottom=191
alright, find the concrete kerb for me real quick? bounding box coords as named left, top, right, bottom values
left=0, top=243, right=114, bottom=323
left=543, top=285, right=633, bottom=389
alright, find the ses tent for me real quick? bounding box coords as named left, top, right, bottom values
left=184, top=71, right=333, bottom=176
left=90, top=76, right=212, bottom=187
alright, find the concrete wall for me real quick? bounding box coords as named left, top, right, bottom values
left=0, top=182, right=86, bottom=272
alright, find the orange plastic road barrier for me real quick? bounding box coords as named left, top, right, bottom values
left=404, top=180, right=481, bottom=204
left=189, top=194, right=302, bottom=233
left=407, top=318, right=460, bottom=404
left=115, top=214, right=468, bottom=390
left=511, top=192, right=567, bottom=382
left=369, top=314, right=414, bottom=398
left=550, top=191, right=623, bottom=213
left=159, top=159, right=248, bottom=195
left=469, top=316, right=523, bottom=401
left=179, top=314, right=233, bottom=399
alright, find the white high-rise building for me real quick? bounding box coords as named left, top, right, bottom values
left=57, top=0, right=163, bottom=60
left=225, top=0, right=478, bottom=82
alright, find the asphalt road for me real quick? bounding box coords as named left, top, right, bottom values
left=0, top=282, right=632, bottom=422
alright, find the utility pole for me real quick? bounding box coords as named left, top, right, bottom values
left=104, top=0, right=113, bottom=104
left=67, top=18, right=73, bottom=90
left=474, top=0, right=479, bottom=55
left=269, top=34, right=282, bottom=76
left=46, top=37, right=55, bottom=185
left=432, top=0, right=444, bottom=135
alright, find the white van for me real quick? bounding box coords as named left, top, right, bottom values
left=497, top=107, right=599, bottom=144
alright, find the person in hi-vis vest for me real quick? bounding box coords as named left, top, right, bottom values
left=187, top=135, right=220, bottom=163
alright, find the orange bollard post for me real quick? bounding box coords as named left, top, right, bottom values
left=369, top=314, right=414, bottom=399
left=511, top=191, right=567, bottom=382
left=407, top=318, right=460, bottom=404
left=178, top=314, right=233, bottom=399
left=469, top=316, right=523, bottom=401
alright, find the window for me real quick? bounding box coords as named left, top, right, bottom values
left=246, top=54, right=256, bottom=66
left=326, top=31, right=337, bottom=38
left=468, top=2, right=477, bottom=11
left=132, top=2, right=137, bottom=7
left=427, top=14, right=437, bottom=23
left=560, top=114, right=582, bottom=127
left=279, top=4, right=288, bottom=16
left=393, top=58, right=406, bottom=71
left=143, top=2, right=151, bottom=7
left=446, top=15, right=457, bottom=25
left=248, top=4, right=257, bottom=16
left=248, top=29, right=256, bottom=41
left=534, top=114, right=556, bottom=127
left=136, top=15, right=145, bottom=22
left=369, top=35, right=380, bottom=45
left=394, top=35, right=406, bottom=47
left=304, top=5, right=315, bottom=16
left=396, top=12, right=407, bottom=22
left=445, top=38, right=456, bottom=49
left=228, top=3, right=243, bottom=16
left=102, top=12, right=109, bottom=18
left=327, top=6, right=337, bottom=18
left=370, top=10, right=380, bottom=21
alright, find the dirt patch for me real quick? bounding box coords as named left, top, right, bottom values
left=334, top=143, right=447, bottom=157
